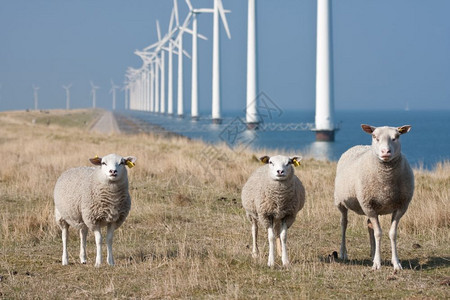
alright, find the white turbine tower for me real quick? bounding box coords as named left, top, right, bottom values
left=122, top=84, right=129, bottom=110
left=172, top=0, right=193, bottom=118
left=184, top=0, right=212, bottom=120
left=314, top=0, right=335, bottom=141
left=211, top=0, right=231, bottom=124
left=62, top=83, right=72, bottom=110
left=246, top=0, right=258, bottom=129
left=32, top=84, right=39, bottom=110
left=110, top=80, right=119, bottom=110
left=90, top=81, right=99, bottom=108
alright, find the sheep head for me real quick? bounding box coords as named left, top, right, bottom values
left=89, top=154, right=137, bottom=182
left=260, top=155, right=302, bottom=181
left=361, top=124, right=411, bottom=163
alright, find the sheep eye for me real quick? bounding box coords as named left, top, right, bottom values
left=102, top=162, right=107, bottom=166
left=269, top=161, right=273, bottom=165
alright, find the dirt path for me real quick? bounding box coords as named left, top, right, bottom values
left=90, top=111, right=120, bottom=134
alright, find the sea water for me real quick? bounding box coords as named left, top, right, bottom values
left=126, top=109, right=450, bottom=170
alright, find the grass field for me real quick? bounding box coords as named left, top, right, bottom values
left=0, top=109, right=449, bottom=299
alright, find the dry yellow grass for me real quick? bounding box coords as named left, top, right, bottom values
left=0, top=109, right=449, bottom=299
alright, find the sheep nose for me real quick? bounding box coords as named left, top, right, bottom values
left=277, top=170, right=284, bottom=175
left=109, top=169, right=117, bottom=175
left=381, top=148, right=391, bottom=155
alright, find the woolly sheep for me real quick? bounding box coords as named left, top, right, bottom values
left=334, top=125, right=414, bottom=270
left=241, top=155, right=306, bottom=267
left=54, top=153, right=137, bottom=267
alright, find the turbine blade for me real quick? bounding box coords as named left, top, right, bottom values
left=217, top=0, right=231, bottom=39
left=168, top=8, right=175, bottom=32
left=185, top=0, right=193, bottom=11
left=197, top=33, right=208, bottom=40
left=156, top=20, right=162, bottom=41
left=182, top=48, right=191, bottom=59
left=173, top=0, right=179, bottom=26
left=195, top=8, right=214, bottom=13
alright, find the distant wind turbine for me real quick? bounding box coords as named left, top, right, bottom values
left=110, top=80, right=119, bottom=110
left=62, top=83, right=72, bottom=110
left=185, top=0, right=212, bottom=120
left=32, top=84, right=40, bottom=110
left=211, top=0, right=231, bottom=124
left=172, top=0, right=194, bottom=118
left=90, top=81, right=99, bottom=108
left=122, top=83, right=129, bottom=110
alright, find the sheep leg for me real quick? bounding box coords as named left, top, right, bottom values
left=368, top=216, right=382, bottom=270
left=93, top=227, right=102, bottom=267
left=338, top=205, right=348, bottom=260
left=79, top=226, right=88, bottom=264
left=251, top=218, right=259, bottom=258
left=61, top=223, right=69, bottom=266
left=389, top=210, right=405, bottom=270
left=267, top=219, right=276, bottom=267
left=367, top=219, right=375, bottom=259
left=106, top=223, right=115, bottom=266
left=280, top=220, right=289, bottom=266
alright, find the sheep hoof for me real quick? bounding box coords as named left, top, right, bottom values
left=371, top=262, right=381, bottom=270
left=393, top=262, right=402, bottom=270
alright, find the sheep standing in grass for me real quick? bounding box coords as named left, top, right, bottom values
left=54, top=154, right=137, bottom=267
left=242, top=155, right=305, bottom=267
left=334, top=125, right=414, bottom=270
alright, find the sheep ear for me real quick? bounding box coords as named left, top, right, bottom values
left=398, top=125, right=411, bottom=135
left=361, top=124, right=375, bottom=134
left=259, top=156, right=270, bottom=164
left=290, top=156, right=302, bottom=167
left=124, top=156, right=137, bottom=168
left=89, top=155, right=102, bottom=166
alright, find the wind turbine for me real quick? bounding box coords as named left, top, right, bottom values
left=32, top=84, right=39, bottom=110
left=185, top=0, right=212, bottom=120
left=211, top=0, right=231, bottom=124
left=171, top=0, right=196, bottom=118
left=155, top=21, right=167, bottom=114
left=90, top=81, right=99, bottom=108
left=122, top=83, right=129, bottom=110
left=314, top=0, right=336, bottom=141
left=246, top=0, right=258, bottom=129
left=62, top=83, right=72, bottom=110
left=110, top=80, right=119, bottom=110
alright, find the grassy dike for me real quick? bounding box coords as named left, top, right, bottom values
left=0, top=109, right=449, bottom=299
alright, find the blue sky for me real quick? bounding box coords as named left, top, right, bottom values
left=1, top=0, right=450, bottom=113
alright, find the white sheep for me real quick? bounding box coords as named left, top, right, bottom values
left=334, top=125, right=414, bottom=270
left=241, top=155, right=305, bottom=267
left=54, top=153, right=137, bottom=267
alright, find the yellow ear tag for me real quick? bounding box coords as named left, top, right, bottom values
left=126, top=161, right=135, bottom=168
left=292, top=159, right=301, bottom=167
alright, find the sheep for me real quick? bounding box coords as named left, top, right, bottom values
left=241, top=155, right=306, bottom=267
left=54, top=153, right=137, bottom=267
left=334, top=124, right=414, bottom=270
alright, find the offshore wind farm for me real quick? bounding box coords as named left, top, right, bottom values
left=126, top=0, right=335, bottom=137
